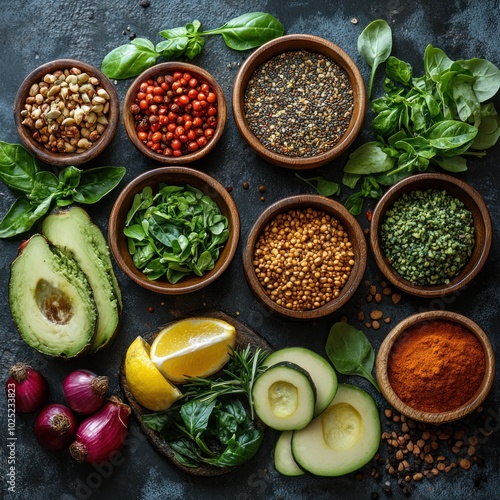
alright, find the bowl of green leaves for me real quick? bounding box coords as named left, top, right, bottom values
left=108, top=167, right=240, bottom=294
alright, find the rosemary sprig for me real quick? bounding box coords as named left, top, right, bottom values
left=180, top=344, right=269, bottom=419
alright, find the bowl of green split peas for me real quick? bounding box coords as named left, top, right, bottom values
left=370, top=173, right=492, bottom=298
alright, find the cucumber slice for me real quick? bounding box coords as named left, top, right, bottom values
left=291, top=384, right=380, bottom=477
left=265, top=347, right=338, bottom=416
left=274, top=431, right=304, bottom=476
left=252, top=361, right=316, bottom=431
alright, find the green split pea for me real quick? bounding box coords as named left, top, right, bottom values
left=381, top=189, right=475, bottom=286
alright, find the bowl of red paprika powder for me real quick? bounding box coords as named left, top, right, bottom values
left=376, top=310, right=495, bottom=424
left=122, top=62, right=227, bottom=164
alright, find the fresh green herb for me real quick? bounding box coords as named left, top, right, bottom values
left=124, top=184, right=229, bottom=284
left=381, top=189, right=475, bottom=285
left=345, top=22, right=500, bottom=215
left=295, top=173, right=340, bottom=197
left=101, top=12, right=284, bottom=79
left=141, top=346, right=269, bottom=468
left=357, top=19, right=392, bottom=99
left=325, top=322, right=380, bottom=392
left=0, top=141, right=125, bottom=238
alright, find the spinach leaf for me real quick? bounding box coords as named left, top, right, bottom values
left=424, top=44, right=453, bottom=81
left=325, top=322, right=380, bottom=392
left=124, top=184, right=229, bottom=283
left=386, top=56, right=412, bottom=85
left=295, top=173, right=340, bottom=196
left=424, top=120, right=478, bottom=149
left=344, top=176, right=382, bottom=216
left=357, top=19, right=392, bottom=98
left=101, top=38, right=159, bottom=79
left=457, top=57, right=500, bottom=102
left=472, top=103, right=500, bottom=150
left=343, top=141, right=394, bottom=175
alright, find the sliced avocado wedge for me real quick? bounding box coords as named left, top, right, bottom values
left=274, top=431, right=304, bottom=477
left=42, top=206, right=122, bottom=352
left=291, top=384, right=380, bottom=477
left=252, top=361, right=316, bottom=431
left=265, top=347, right=338, bottom=417
left=9, top=234, right=97, bottom=357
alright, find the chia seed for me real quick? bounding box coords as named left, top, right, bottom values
left=381, top=189, right=475, bottom=286
left=243, top=50, right=354, bottom=158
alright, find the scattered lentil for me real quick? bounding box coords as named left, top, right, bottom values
left=21, top=67, right=111, bottom=154
left=242, top=181, right=250, bottom=189
left=381, top=189, right=475, bottom=285
left=244, top=50, right=354, bottom=157
left=252, top=207, right=355, bottom=311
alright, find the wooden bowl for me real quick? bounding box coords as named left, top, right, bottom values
left=14, top=59, right=119, bottom=166
left=122, top=62, right=227, bottom=164
left=242, top=194, right=367, bottom=320
left=376, top=310, right=495, bottom=424
left=370, top=173, right=492, bottom=298
left=108, top=167, right=239, bottom=294
left=232, top=34, right=366, bottom=170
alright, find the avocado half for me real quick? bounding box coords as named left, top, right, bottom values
left=9, top=234, right=97, bottom=357
left=41, top=206, right=122, bottom=353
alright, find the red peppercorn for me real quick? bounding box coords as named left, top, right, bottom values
left=130, top=72, right=218, bottom=157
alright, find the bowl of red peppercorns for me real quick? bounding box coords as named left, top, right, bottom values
left=232, top=35, right=366, bottom=170
left=14, top=58, right=120, bottom=166
left=242, top=194, right=367, bottom=320
left=122, top=62, right=227, bottom=164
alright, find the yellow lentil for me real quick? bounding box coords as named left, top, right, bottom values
left=252, top=207, right=354, bottom=311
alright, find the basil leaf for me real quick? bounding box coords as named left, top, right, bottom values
left=30, top=171, right=61, bottom=201
left=386, top=56, right=412, bottom=85
left=342, top=172, right=360, bottom=189
left=325, top=322, right=380, bottom=392
left=202, top=12, right=285, bottom=51
left=181, top=400, right=216, bottom=436
left=372, top=106, right=403, bottom=136
left=0, top=141, right=39, bottom=194
left=357, top=19, right=392, bottom=99
left=101, top=39, right=159, bottom=79
left=72, top=166, right=126, bottom=204
left=344, top=191, right=365, bottom=216
left=58, top=165, right=81, bottom=188
left=0, top=195, right=53, bottom=238
left=184, top=36, right=205, bottom=60
left=156, top=36, right=190, bottom=59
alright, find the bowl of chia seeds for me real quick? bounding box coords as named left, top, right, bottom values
left=370, top=173, right=492, bottom=298
left=232, top=34, right=366, bottom=170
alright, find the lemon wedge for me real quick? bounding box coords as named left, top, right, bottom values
left=125, top=336, right=182, bottom=411
left=150, top=317, right=236, bottom=383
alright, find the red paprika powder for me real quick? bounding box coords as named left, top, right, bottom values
left=387, top=319, right=486, bottom=413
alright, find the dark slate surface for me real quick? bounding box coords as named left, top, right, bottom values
left=0, top=1, right=499, bottom=499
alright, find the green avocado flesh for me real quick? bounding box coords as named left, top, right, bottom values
left=274, top=431, right=304, bottom=476
left=265, top=347, right=338, bottom=417
left=9, top=234, right=97, bottom=357
left=291, top=384, right=380, bottom=477
left=253, top=361, right=316, bottom=431
left=42, top=206, right=122, bottom=352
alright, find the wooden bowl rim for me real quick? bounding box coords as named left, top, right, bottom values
left=13, top=58, right=119, bottom=166
left=375, top=310, right=495, bottom=424
left=122, top=62, right=227, bottom=164
left=108, top=166, right=240, bottom=294
left=370, top=173, right=492, bottom=298
left=242, top=194, right=367, bottom=320
left=232, top=34, right=366, bottom=170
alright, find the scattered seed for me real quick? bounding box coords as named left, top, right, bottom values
left=242, top=181, right=249, bottom=189
left=370, top=309, right=383, bottom=320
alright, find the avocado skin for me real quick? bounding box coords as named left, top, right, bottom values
left=41, top=206, right=122, bottom=353
left=9, top=234, right=97, bottom=357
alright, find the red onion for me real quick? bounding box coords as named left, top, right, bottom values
left=70, top=395, right=130, bottom=464
left=5, top=363, right=49, bottom=413
left=63, top=369, right=109, bottom=414
left=34, top=404, right=76, bottom=451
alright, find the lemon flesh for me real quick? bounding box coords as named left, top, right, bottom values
left=125, top=336, right=182, bottom=411
left=150, top=317, right=236, bottom=383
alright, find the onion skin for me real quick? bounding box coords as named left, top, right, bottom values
left=70, top=395, right=131, bottom=464
left=6, top=363, right=49, bottom=413
left=34, top=404, right=76, bottom=451
left=63, top=369, right=109, bottom=414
